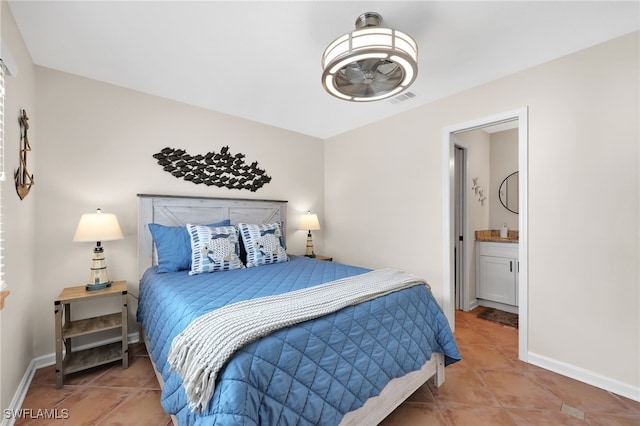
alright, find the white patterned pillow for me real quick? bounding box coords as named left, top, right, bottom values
left=238, top=222, right=288, bottom=267
left=187, top=224, right=244, bottom=275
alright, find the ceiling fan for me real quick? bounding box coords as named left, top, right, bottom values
left=321, top=12, right=418, bottom=102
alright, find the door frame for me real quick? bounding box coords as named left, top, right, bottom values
left=453, top=143, right=469, bottom=311
left=442, top=107, right=529, bottom=361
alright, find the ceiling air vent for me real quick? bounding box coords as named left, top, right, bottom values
left=389, top=91, right=416, bottom=104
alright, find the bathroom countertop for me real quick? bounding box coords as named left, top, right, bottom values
left=475, top=229, right=519, bottom=243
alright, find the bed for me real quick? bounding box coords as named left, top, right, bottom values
left=136, top=194, right=460, bottom=425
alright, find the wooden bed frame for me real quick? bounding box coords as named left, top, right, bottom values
left=136, top=193, right=445, bottom=425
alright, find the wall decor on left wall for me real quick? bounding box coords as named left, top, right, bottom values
left=15, top=109, right=34, bottom=200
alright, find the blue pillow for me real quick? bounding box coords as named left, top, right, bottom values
left=148, top=220, right=231, bottom=273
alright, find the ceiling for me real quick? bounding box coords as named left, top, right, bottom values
left=7, top=1, right=640, bottom=139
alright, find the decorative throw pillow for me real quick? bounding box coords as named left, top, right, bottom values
left=238, top=222, right=288, bottom=268
left=149, top=220, right=231, bottom=273
left=187, top=224, right=244, bottom=275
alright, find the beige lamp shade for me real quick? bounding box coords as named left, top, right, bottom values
left=298, top=212, right=320, bottom=231
left=73, top=209, right=124, bottom=243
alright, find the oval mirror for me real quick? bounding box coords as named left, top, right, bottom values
left=499, top=171, right=519, bottom=214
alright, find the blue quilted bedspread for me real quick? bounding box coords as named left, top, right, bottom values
left=137, top=256, right=460, bottom=425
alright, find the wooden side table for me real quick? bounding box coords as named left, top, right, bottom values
left=314, top=255, right=333, bottom=261
left=54, top=280, right=128, bottom=388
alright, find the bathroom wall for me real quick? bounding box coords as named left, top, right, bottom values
left=490, top=128, right=519, bottom=230
left=457, top=127, right=518, bottom=235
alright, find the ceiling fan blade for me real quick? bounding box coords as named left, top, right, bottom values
left=333, top=58, right=406, bottom=97
left=343, top=64, right=366, bottom=83
left=336, top=83, right=369, bottom=97
left=371, top=74, right=403, bottom=90
left=370, top=81, right=399, bottom=94
left=375, top=61, right=399, bottom=76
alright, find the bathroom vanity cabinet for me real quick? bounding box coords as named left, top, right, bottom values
left=476, top=241, right=519, bottom=313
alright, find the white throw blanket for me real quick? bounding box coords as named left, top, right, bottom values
left=168, top=268, right=429, bottom=412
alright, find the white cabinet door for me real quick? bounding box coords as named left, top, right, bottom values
left=477, top=255, right=517, bottom=305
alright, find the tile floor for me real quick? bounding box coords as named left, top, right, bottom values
left=15, top=308, right=640, bottom=425
left=380, top=309, right=640, bottom=426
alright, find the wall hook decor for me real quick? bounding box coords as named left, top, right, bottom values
left=152, top=145, right=271, bottom=192
left=15, top=109, right=34, bottom=200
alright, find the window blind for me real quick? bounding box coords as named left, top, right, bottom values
left=0, top=60, right=6, bottom=292
left=0, top=59, right=5, bottom=180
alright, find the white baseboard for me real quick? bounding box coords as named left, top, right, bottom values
left=528, top=351, right=640, bottom=402
left=1, top=359, right=37, bottom=426
left=477, top=299, right=518, bottom=314
left=1, top=332, right=140, bottom=426
left=465, top=299, right=479, bottom=312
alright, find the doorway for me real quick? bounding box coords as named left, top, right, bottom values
left=442, top=107, right=529, bottom=361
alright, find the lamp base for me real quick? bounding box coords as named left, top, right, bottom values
left=85, top=244, right=112, bottom=291
left=304, top=230, right=316, bottom=257
left=86, top=281, right=112, bottom=291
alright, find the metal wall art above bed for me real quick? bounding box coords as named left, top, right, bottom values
left=152, top=146, right=271, bottom=192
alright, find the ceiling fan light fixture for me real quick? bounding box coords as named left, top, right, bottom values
left=321, top=12, right=418, bottom=102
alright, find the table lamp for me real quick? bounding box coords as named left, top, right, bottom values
left=73, top=208, right=124, bottom=291
left=298, top=211, right=320, bottom=258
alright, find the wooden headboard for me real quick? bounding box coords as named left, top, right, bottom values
left=137, top=194, right=288, bottom=278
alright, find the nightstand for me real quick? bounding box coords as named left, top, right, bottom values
left=54, top=280, right=128, bottom=388
left=314, top=255, right=333, bottom=262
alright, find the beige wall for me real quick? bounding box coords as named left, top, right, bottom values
left=489, top=128, right=518, bottom=230
left=1, top=3, right=638, bottom=409
left=0, top=1, right=38, bottom=411
left=325, top=32, right=639, bottom=393
left=31, top=67, right=325, bottom=356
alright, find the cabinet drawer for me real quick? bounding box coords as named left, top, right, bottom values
left=478, top=242, right=518, bottom=258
